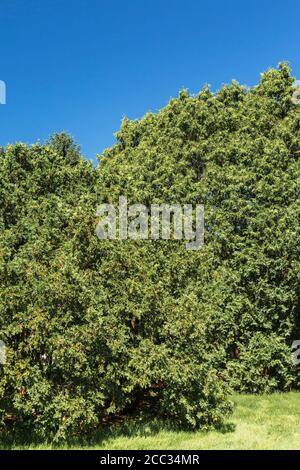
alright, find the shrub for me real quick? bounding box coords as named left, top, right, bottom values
left=1, top=63, right=300, bottom=441
left=98, top=63, right=300, bottom=392
left=0, top=135, right=231, bottom=441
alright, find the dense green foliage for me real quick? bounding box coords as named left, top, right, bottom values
left=0, top=135, right=231, bottom=441
left=99, top=63, right=300, bottom=392
left=0, top=64, right=299, bottom=441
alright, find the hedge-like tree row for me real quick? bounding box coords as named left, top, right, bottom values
left=0, top=64, right=299, bottom=441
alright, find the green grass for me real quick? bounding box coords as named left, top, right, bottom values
left=2, top=392, right=300, bottom=450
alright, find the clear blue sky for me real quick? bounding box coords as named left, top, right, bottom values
left=1, top=0, right=299, bottom=161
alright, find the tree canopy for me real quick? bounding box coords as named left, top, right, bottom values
left=0, top=64, right=299, bottom=441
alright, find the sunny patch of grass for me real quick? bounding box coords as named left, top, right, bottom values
left=2, top=392, right=300, bottom=450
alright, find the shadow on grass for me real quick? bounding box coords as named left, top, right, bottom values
left=0, top=415, right=236, bottom=450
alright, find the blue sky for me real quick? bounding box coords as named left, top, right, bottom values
left=0, top=0, right=300, bottom=161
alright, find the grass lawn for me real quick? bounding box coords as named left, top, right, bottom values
left=2, top=392, right=300, bottom=450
